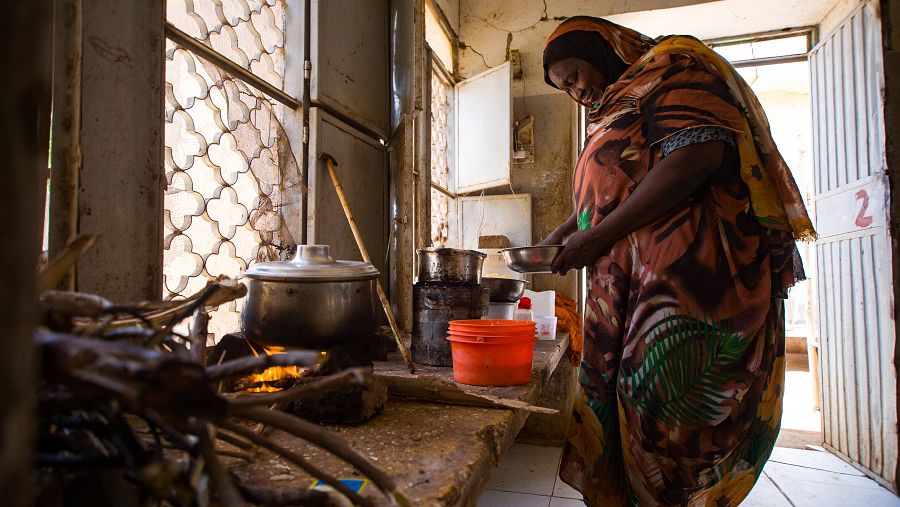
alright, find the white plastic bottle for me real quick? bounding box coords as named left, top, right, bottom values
left=515, top=296, right=533, bottom=322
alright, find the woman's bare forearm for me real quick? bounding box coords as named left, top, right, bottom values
left=540, top=211, right=578, bottom=245
left=560, top=211, right=577, bottom=234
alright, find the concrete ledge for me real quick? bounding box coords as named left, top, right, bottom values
left=233, top=336, right=570, bottom=506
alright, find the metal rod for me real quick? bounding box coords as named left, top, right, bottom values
left=705, top=26, right=817, bottom=48
left=301, top=0, right=311, bottom=245
left=431, top=52, right=453, bottom=84
left=164, top=22, right=301, bottom=110
left=730, top=54, right=809, bottom=69
left=430, top=182, right=454, bottom=198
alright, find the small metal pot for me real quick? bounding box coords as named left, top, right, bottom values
left=241, top=245, right=379, bottom=348
left=482, top=277, right=530, bottom=303
left=416, top=248, right=487, bottom=285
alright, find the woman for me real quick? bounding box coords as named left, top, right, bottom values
left=540, top=17, right=815, bottom=506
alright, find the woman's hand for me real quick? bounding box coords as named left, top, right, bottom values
left=538, top=212, right=578, bottom=246
left=548, top=140, right=727, bottom=276
left=551, top=226, right=612, bottom=275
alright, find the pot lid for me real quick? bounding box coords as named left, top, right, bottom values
left=245, top=245, right=379, bottom=282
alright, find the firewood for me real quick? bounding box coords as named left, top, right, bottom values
left=229, top=378, right=299, bottom=392
left=35, top=279, right=410, bottom=507
left=189, top=308, right=209, bottom=364
left=230, top=407, right=412, bottom=507
left=232, top=476, right=332, bottom=506
left=206, top=351, right=326, bottom=381
left=218, top=420, right=370, bottom=507
left=39, top=234, right=97, bottom=292
left=198, top=426, right=243, bottom=507
left=380, top=374, right=559, bottom=414
left=71, top=277, right=247, bottom=333
left=215, top=448, right=255, bottom=461
left=39, top=290, right=112, bottom=330
left=228, top=367, right=369, bottom=407
left=216, top=430, right=254, bottom=451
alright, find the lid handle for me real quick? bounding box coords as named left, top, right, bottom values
left=292, top=245, right=336, bottom=265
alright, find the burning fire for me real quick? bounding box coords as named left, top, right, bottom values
left=243, top=343, right=310, bottom=393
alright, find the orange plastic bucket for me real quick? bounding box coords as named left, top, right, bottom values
left=448, top=320, right=536, bottom=342
left=448, top=330, right=536, bottom=340
left=449, top=319, right=536, bottom=332
left=446, top=332, right=535, bottom=386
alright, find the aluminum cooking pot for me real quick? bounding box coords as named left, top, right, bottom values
left=241, top=245, right=380, bottom=348
left=416, top=248, right=486, bottom=285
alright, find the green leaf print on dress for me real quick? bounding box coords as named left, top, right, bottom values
left=618, top=314, right=749, bottom=426
left=578, top=205, right=594, bottom=231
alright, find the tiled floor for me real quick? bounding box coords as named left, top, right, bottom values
left=477, top=443, right=900, bottom=506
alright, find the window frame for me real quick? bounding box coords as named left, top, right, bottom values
left=424, top=0, right=460, bottom=247
left=706, top=26, right=818, bottom=69
left=424, top=0, right=458, bottom=76
left=429, top=52, right=456, bottom=199
left=428, top=50, right=458, bottom=248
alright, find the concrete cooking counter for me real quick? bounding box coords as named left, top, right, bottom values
left=233, top=335, right=570, bottom=506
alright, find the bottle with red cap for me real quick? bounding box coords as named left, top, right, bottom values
left=515, top=296, right=533, bottom=322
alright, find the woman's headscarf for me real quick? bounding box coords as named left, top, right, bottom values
left=542, top=16, right=655, bottom=90
left=542, top=16, right=816, bottom=242
left=542, top=30, right=629, bottom=94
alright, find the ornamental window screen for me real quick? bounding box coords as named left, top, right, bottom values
left=430, top=188, right=451, bottom=247
left=164, top=0, right=303, bottom=339
left=430, top=70, right=451, bottom=190
left=166, top=0, right=287, bottom=89
left=425, top=1, right=456, bottom=249
left=430, top=64, right=454, bottom=247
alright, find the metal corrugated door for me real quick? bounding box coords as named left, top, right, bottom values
left=310, top=0, right=390, bottom=139
left=307, top=108, right=389, bottom=288
left=810, top=1, right=898, bottom=491
left=305, top=1, right=391, bottom=292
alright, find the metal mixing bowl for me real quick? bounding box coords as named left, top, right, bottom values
left=482, top=277, right=530, bottom=302
left=499, top=246, right=564, bottom=273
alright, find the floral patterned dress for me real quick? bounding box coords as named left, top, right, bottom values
left=546, top=18, right=813, bottom=507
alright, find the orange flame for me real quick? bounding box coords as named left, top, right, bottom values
left=242, top=343, right=309, bottom=393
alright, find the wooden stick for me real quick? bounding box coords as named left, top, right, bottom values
left=230, top=474, right=332, bottom=507
left=205, top=351, right=326, bottom=381
left=197, top=426, right=243, bottom=507
left=231, top=406, right=411, bottom=506
left=39, top=235, right=97, bottom=292
left=143, top=410, right=193, bottom=451
left=227, top=367, right=368, bottom=408
left=73, top=278, right=247, bottom=333
left=189, top=308, right=208, bottom=365
left=218, top=420, right=371, bottom=507
left=380, top=375, right=559, bottom=414
left=320, top=153, right=415, bottom=374
left=216, top=430, right=254, bottom=451
left=215, top=449, right=255, bottom=461
left=40, top=290, right=111, bottom=320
